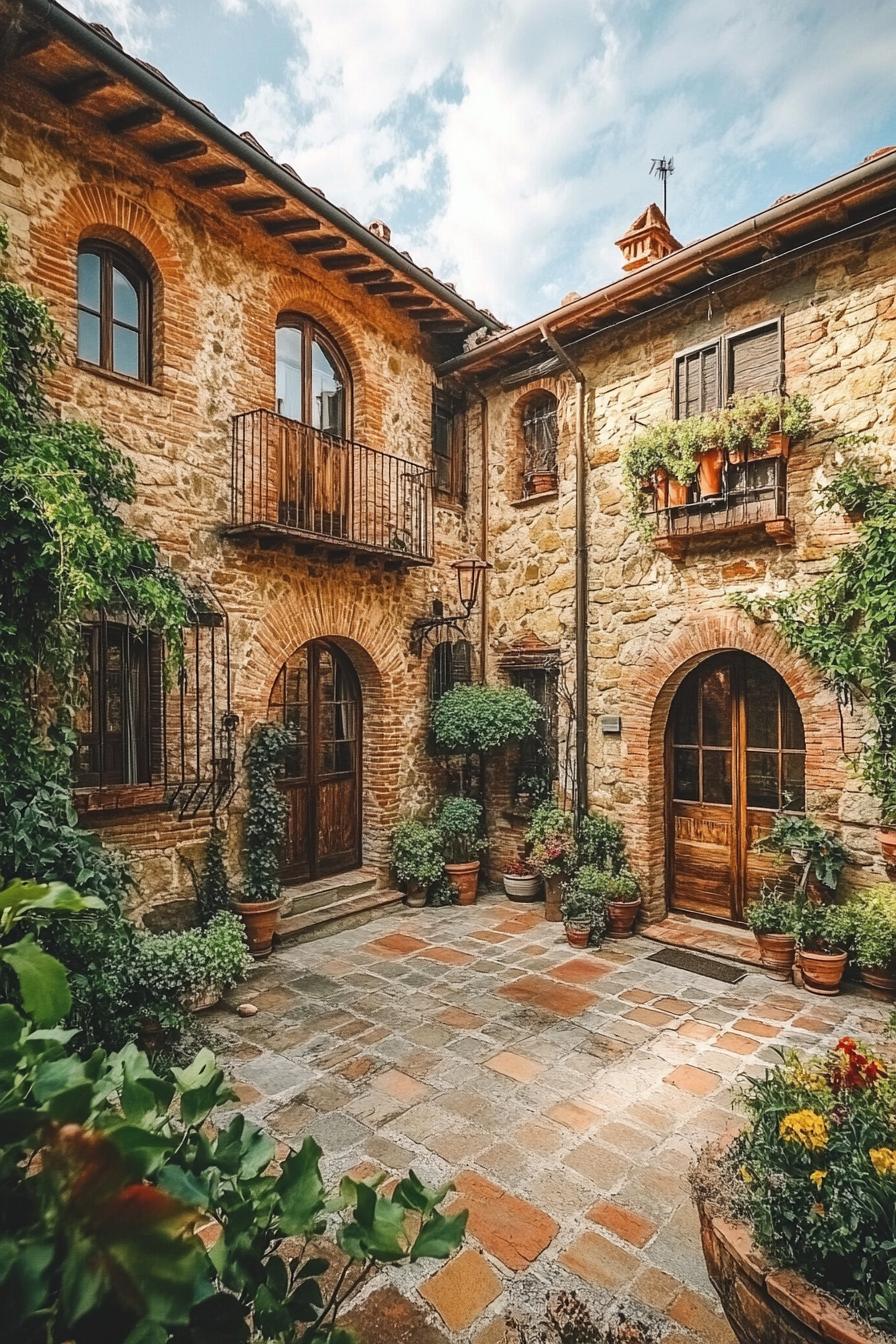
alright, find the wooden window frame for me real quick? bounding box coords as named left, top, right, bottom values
left=77, top=240, right=152, bottom=385
left=673, top=317, right=783, bottom=419
left=275, top=313, right=352, bottom=437
left=76, top=620, right=164, bottom=790
left=520, top=391, right=559, bottom=496
left=432, top=388, right=466, bottom=507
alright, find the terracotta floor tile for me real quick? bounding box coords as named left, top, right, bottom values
left=470, top=929, right=512, bottom=943
left=451, top=1169, right=559, bottom=1270
left=511, top=1119, right=566, bottom=1155
left=436, top=1006, right=485, bottom=1029
left=652, top=996, right=697, bottom=1015
left=716, top=1031, right=760, bottom=1056
left=419, top=1249, right=503, bottom=1332
left=732, top=1017, right=781, bottom=1038
left=587, top=1198, right=658, bottom=1247
left=624, top=1006, right=675, bottom=1027
left=484, top=1050, right=546, bottom=1083
left=619, top=988, right=654, bottom=1004
left=558, top=1228, right=640, bottom=1290
left=370, top=1068, right=432, bottom=1104
left=678, top=1020, right=717, bottom=1041
left=668, top=1287, right=738, bottom=1344
left=545, top=1100, right=604, bottom=1132
left=664, top=1064, right=722, bottom=1097
left=363, top=932, right=430, bottom=957
left=415, top=946, right=475, bottom=966
left=497, top=974, right=599, bottom=1018
left=549, top=956, right=614, bottom=984
left=632, top=1266, right=681, bottom=1310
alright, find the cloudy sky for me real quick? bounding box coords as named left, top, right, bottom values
left=68, top=0, right=896, bottom=325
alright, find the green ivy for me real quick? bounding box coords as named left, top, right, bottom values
left=243, top=722, right=292, bottom=903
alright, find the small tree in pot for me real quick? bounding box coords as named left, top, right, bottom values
left=435, top=796, right=487, bottom=905
left=236, top=721, right=292, bottom=958
left=391, top=817, right=445, bottom=908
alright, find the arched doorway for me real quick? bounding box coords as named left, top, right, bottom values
left=268, top=640, right=361, bottom=881
left=666, top=652, right=806, bottom=924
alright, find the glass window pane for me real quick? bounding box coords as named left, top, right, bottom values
left=112, top=323, right=139, bottom=377
left=276, top=326, right=303, bottom=421
left=112, top=266, right=139, bottom=325
left=782, top=754, right=806, bottom=812
left=703, top=750, right=732, bottom=804
left=701, top=666, right=731, bottom=747
left=77, top=250, right=101, bottom=311
left=747, top=750, right=779, bottom=809
left=335, top=740, right=354, bottom=772
left=745, top=660, right=779, bottom=748
left=782, top=687, right=805, bottom=750
left=673, top=747, right=699, bottom=801
left=311, top=339, right=344, bottom=435
left=78, top=310, right=101, bottom=365
left=673, top=674, right=698, bottom=744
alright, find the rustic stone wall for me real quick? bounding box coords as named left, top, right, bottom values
left=481, top=227, right=896, bottom=915
left=0, top=73, right=476, bottom=919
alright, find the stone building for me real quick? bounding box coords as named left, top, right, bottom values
left=4, top=0, right=896, bottom=933
left=0, top=1, right=501, bottom=929
left=445, top=152, right=896, bottom=923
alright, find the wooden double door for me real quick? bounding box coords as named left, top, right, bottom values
left=666, top=653, right=806, bottom=924
left=268, top=640, right=361, bottom=882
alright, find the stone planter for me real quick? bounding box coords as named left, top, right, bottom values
left=404, top=882, right=427, bottom=909
left=184, top=985, right=222, bottom=1013
left=697, top=446, right=725, bottom=497
left=876, top=826, right=896, bottom=865
left=755, top=931, right=796, bottom=981
left=529, top=471, right=557, bottom=495
left=564, top=920, right=590, bottom=948
left=695, top=1191, right=877, bottom=1344
left=502, top=872, right=542, bottom=902
left=445, top=860, right=480, bottom=906
left=607, top=898, right=640, bottom=938
left=858, top=964, right=896, bottom=997
left=233, top=898, right=283, bottom=959
left=799, top=947, right=847, bottom=996
left=544, top=874, right=563, bottom=923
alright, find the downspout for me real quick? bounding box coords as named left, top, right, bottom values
left=539, top=324, right=588, bottom=819
left=471, top=381, right=489, bottom=683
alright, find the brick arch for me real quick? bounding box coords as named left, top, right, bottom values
left=505, top=377, right=563, bottom=500
left=236, top=583, right=413, bottom=879
left=617, top=607, right=854, bottom=919
left=266, top=275, right=368, bottom=436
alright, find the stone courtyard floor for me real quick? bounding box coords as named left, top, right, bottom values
left=208, top=893, right=892, bottom=1343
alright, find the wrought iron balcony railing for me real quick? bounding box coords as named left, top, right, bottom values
left=653, top=456, right=793, bottom=559
left=229, top=409, right=434, bottom=565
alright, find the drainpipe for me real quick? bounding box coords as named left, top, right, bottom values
left=539, top=324, right=588, bottom=818
left=471, top=381, right=489, bottom=683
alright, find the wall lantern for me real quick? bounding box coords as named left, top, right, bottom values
left=410, top=555, right=492, bottom=656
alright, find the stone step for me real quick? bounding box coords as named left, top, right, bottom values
left=280, top=868, right=377, bottom=918
left=275, top=887, right=404, bottom=946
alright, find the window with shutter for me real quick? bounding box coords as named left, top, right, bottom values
left=675, top=343, right=720, bottom=418
left=429, top=639, right=473, bottom=702
left=727, top=322, right=781, bottom=396
left=432, top=389, right=466, bottom=505
left=76, top=621, right=164, bottom=787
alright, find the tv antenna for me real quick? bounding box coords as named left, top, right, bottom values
left=650, top=156, right=674, bottom=218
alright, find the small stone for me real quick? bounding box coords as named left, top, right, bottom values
left=237, top=1003, right=258, bottom=1017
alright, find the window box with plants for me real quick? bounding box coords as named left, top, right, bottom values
left=842, top=885, right=896, bottom=996
left=391, top=817, right=445, bottom=908
left=692, top=1036, right=895, bottom=1343
left=235, top=721, right=293, bottom=957
left=502, top=857, right=542, bottom=902
left=722, top=391, right=812, bottom=465
left=794, top=901, right=852, bottom=996
left=525, top=802, right=576, bottom=921
left=435, top=795, right=488, bottom=905
left=745, top=879, right=798, bottom=980
left=560, top=865, right=609, bottom=947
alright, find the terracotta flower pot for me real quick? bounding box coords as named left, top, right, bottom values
left=404, top=882, right=427, bottom=909
left=667, top=477, right=689, bottom=507
left=445, top=860, right=480, bottom=906
left=697, top=446, right=725, bottom=498
left=876, top=826, right=896, bottom=865
left=727, top=439, right=749, bottom=466
left=799, top=947, right=847, bottom=996
left=544, top=874, right=563, bottom=923
left=529, top=471, right=557, bottom=495
left=766, top=431, right=792, bottom=460
left=502, top=873, right=542, bottom=902
left=564, top=921, right=590, bottom=948
left=642, top=467, right=669, bottom=511
left=233, top=898, right=283, bottom=959
left=607, top=898, right=640, bottom=939
left=859, top=965, right=896, bottom=997
left=754, top=931, right=796, bottom=981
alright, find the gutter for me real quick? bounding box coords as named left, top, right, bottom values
left=539, top=324, right=588, bottom=819
left=22, top=0, right=503, bottom=333
left=470, top=381, right=490, bottom=685
left=438, top=148, right=896, bottom=374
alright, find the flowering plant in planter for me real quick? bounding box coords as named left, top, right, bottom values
left=525, top=803, right=576, bottom=878
left=722, top=1038, right=896, bottom=1330
left=504, top=858, right=536, bottom=877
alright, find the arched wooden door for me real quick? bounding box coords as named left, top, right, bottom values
left=268, top=641, right=361, bottom=882
left=666, top=653, right=806, bottom=924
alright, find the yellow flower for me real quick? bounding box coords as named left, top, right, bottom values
left=739, top=1165, right=753, bottom=1184
left=869, top=1147, right=896, bottom=1177
left=809, top=1170, right=827, bottom=1188
left=779, top=1109, right=829, bottom=1151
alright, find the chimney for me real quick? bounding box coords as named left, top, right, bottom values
left=368, top=219, right=391, bottom=243
left=616, top=203, right=681, bottom=272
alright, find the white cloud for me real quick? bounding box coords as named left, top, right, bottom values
left=65, top=0, right=157, bottom=53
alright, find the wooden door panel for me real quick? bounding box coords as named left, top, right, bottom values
left=671, top=806, right=734, bottom=918
left=280, top=780, right=310, bottom=881
left=316, top=776, right=357, bottom=874
left=744, top=810, right=781, bottom=912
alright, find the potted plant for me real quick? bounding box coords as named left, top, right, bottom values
left=560, top=864, right=610, bottom=947
left=723, top=392, right=812, bottom=464
left=525, top=802, right=576, bottom=921
left=599, top=870, right=641, bottom=938
left=435, top=796, right=487, bottom=905
left=132, top=911, right=250, bottom=1021
left=235, top=721, right=292, bottom=957
left=575, top=811, right=628, bottom=874
left=621, top=420, right=702, bottom=532
left=844, top=885, right=896, bottom=995
left=794, top=901, right=850, bottom=996
left=692, top=1037, right=894, bottom=1344
left=744, top=879, right=798, bottom=980
left=754, top=813, right=849, bottom=893
left=391, top=817, right=445, bottom=908
left=696, top=413, right=726, bottom=499
left=502, top=858, right=542, bottom=902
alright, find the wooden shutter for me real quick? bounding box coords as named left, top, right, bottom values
left=675, top=343, right=720, bottom=418
left=727, top=322, right=781, bottom=396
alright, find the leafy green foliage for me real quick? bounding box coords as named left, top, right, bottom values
left=434, top=796, right=487, bottom=864
left=794, top=899, right=852, bottom=954
left=132, top=912, right=249, bottom=1011
left=430, top=684, right=541, bottom=757
left=575, top=812, right=627, bottom=875
left=524, top=803, right=576, bottom=879
left=560, top=867, right=608, bottom=943
left=842, top=885, right=896, bottom=970
left=242, top=722, right=292, bottom=903
left=744, top=879, right=798, bottom=935
left=0, top=878, right=103, bottom=1024
left=817, top=444, right=882, bottom=518
left=754, top=813, right=849, bottom=891
left=192, top=823, right=234, bottom=924
left=390, top=818, right=445, bottom=892
left=729, top=1038, right=896, bottom=1329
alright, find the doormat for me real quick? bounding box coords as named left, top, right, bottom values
left=647, top=947, right=746, bottom=983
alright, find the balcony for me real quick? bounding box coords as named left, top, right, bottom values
left=227, top=409, right=434, bottom=566
left=653, top=456, right=793, bottom=560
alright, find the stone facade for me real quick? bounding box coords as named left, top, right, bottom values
left=0, top=66, right=483, bottom=919
left=475, top=227, right=896, bottom=915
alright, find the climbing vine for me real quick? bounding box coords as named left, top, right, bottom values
left=731, top=456, right=896, bottom=822
left=243, top=721, right=292, bottom=903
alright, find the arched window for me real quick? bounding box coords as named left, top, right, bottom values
left=77, top=241, right=151, bottom=382
left=275, top=314, right=350, bottom=436
left=521, top=392, right=558, bottom=495
left=429, top=639, right=473, bottom=702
